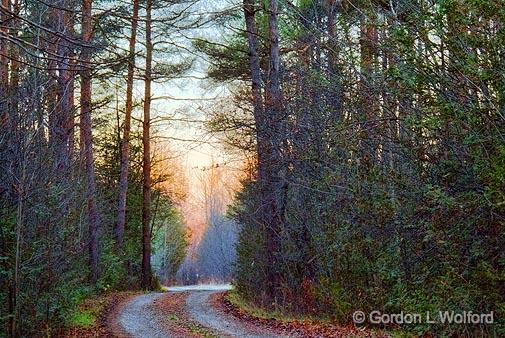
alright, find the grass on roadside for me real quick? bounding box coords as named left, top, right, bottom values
left=65, top=291, right=138, bottom=330
left=225, top=290, right=408, bottom=338
left=66, top=298, right=107, bottom=328
left=225, top=290, right=306, bottom=321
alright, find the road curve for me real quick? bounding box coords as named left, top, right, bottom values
left=186, top=290, right=288, bottom=338
left=119, top=293, right=169, bottom=338
left=118, top=285, right=294, bottom=338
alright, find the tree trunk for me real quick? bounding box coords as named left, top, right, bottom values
left=264, top=0, right=285, bottom=303
left=8, top=0, right=19, bottom=124
left=11, top=159, right=24, bottom=338
left=359, top=14, right=378, bottom=167
left=56, top=5, right=74, bottom=169
left=243, top=0, right=265, bottom=178
left=443, top=1, right=469, bottom=166
left=141, top=0, right=153, bottom=289
left=326, top=0, right=343, bottom=122
left=0, top=0, right=9, bottom=120
left=80, top=0, right=99, bottom=284
left=116, top=0, right=140, bottom=252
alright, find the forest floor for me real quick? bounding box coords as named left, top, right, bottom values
left=61, top=285, right=388, bottom=338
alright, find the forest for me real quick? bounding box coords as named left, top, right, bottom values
left=0, top=0, right=504, bottom=337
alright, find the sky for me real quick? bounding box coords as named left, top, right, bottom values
left=144, top=0, right=238, bottom=167
left=143, top=0, right=246, bottom=234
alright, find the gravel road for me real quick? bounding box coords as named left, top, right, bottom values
left=186, top=290, right=286, bottom=338
left=119, top=293, right=169, bottom=338
left=118, top=285, right=292, bottom=338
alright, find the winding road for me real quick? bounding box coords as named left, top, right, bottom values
left=119, top=293, right=167, bottom=338
left=117, top=284, right=292, bottom=338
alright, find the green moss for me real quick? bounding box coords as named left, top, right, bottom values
left=65, top=293, right=106, bottom=329
left=67, top=310, right=96, bottom=328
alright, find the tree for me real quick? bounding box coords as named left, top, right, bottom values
left=0, top=0, right=10, bottom=118
left=116, top=0, right=140, bottom=252
left=0, top=0, right=193, bottom=334
left=141, top=0, right=153, bottom=289
left=80, top=0, right=99, bottom=284
left=51, top=3, right=75, bottom=169
left=204, top=0, right=505, bottom=335
left=152, top=207, right=188, bottom=283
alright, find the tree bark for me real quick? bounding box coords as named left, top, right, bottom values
left=267, top=0, right=282, bottom=113
left=141, top=0, right=153, bottom=289
left=264, top=0, right=285, bottom=303
left=55, top=4, right=74, bottom=169
left=326, top=0, right=343, bottom=121
left=80, top=0, right=99, bottom=284
left=359, top=14, right=378, bottom=167
left=243, top=0, right=265, bottom=178
left=116, top=0, right=140, bottom=252
left=443, top=1, right=469, bottom=165
left=0, top=0, right=10, bottom=120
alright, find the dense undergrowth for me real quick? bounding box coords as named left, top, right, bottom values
left=0, top=107, right=187, bottom=337
left=201, top=0, right=505, bottom=337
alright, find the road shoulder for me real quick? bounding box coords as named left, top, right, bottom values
left=213, top=291, right=385, bottom=337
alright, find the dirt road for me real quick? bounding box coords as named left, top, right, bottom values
left=117, top=285, right=291, bottom=338
left=119, top=293, right=167, bottom=338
